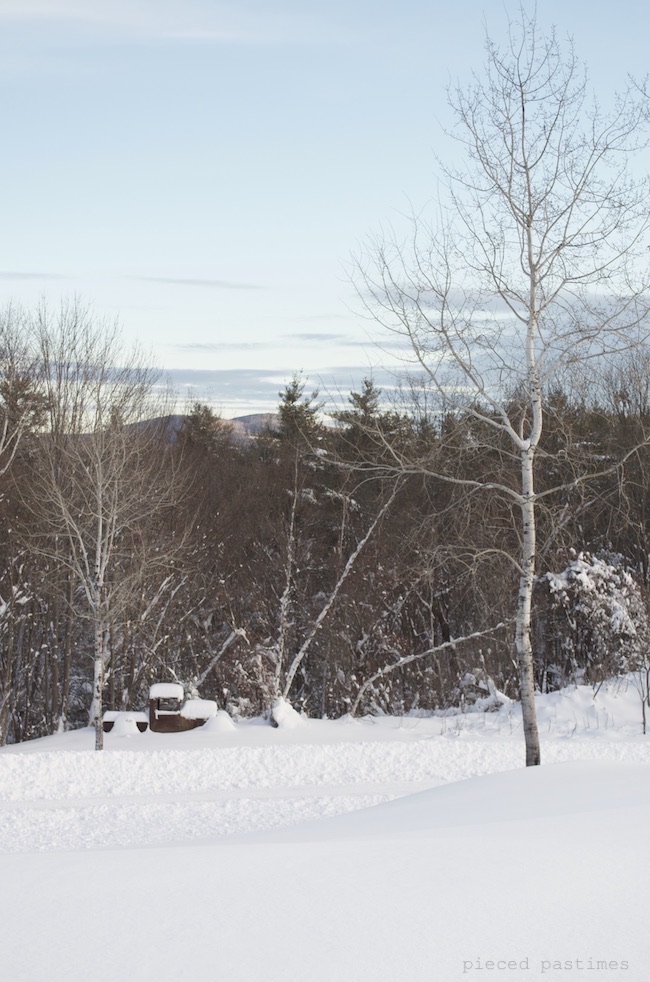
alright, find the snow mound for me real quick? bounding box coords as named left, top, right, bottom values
left=271, top=759, right=650, bottom=842
left=272, top=697, right=306, bottom=729
left=180, top=699, right=218, bottom=720
left=110, top=716, right=146, bottom=737
left=202, top=710, right=237, bottom=732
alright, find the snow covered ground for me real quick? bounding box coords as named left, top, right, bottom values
left=2, top=680, right=650, bottom=981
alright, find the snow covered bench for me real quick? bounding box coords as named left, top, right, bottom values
left=102, top=711, right=149, bottom=734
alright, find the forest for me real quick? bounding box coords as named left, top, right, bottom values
left=1, top=301, right=650, bottom=747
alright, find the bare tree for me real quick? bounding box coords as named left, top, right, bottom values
left=25, top=303, right=186, bottom=750
left=354, top=10, right=650, bottom=764
left=0, top=305, right=46, bottom=477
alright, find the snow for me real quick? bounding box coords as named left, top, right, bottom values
left=1, top=678, right=650, bottom=981
left=148, top=682, right=184, bottom=699
left=202, top=708, right=237, bottom=732
left=105, top=712, right=148, bottom=737
left=179, top=697, right=218, bottom=719
left=272, top=695, right=307, bottom=728
left=103, top=711, right=148, bottom=723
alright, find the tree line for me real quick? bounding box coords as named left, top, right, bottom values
left=1, top=303, right=650, bottom=748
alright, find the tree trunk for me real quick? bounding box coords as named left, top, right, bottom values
left=92, top=653, right=104, bottom=751
left=57, top=577, right=74, bottom=733
left=92, top=606, right=105, bottom=751
left=516, top=448, right=541, bottom=766
left=275, top=458, right=299, bottom=700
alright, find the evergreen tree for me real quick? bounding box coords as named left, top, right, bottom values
left=183, top=402, right=232, bottom=455
left=277, top=373, right=323, bottom=449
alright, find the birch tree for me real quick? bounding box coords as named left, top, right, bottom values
left=355, top=10, right=650, bottom=764
left=26, top=304, right=185, bottom=750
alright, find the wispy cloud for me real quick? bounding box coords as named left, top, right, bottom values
left=280, top=330, right=409, bottom=351
left=0, top=270, right=67, bottom=280
left=296, top=314, right=348, bottom=321
left=131, top=275, right=266, bottom=291
left=166, top=365, right=409, bottom=418
left=175, top=341, right=270, bottom=351
left=0, top=1, right=137, bottom=27
left=0, top=2, right=85, bottom=20
left=175, top=334, right=381, bottom=354
left=159, top=29, right=250, bottom=44
left=282, top=332, right=351, bottom=343
left=0, top=1, right=340, bottom=46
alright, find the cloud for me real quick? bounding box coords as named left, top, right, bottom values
left=130, top=275, right=266, bottom=291
left=0, top=1, right=338, bottom=47
left=168, top=367, right=275, bottom=385
left=159, top=29, right=249, bottom=43
left=280, top=331, right=412, bottom=352
left=295, top=314, right=348, bottom=321
left=0, top=1, right=137, bottom=27
left=0, top=2, right=85, bottom=20
left=175, top=341, right=271, bottom=352
left=282, top=332, right=351, bottom=344
left=165, top=364, right=410, bottom=418
left=0, top=270, right=67, bottom=280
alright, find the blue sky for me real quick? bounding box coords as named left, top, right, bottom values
left=1, top=0, right=648, bottom=416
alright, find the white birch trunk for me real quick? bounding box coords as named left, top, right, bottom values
left=92, top=644, right=104, bottom=752
left=516, top=448, right=541, bottom=766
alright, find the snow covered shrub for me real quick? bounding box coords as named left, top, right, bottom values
left=538, top=552, right=650, bottom=688
left=453, top=666, right=511, bottom=712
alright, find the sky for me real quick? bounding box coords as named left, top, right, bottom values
left=1, top=0, right=649, bottom=416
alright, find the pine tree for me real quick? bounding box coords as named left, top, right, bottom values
left=277, top=373, right=323, bottom=449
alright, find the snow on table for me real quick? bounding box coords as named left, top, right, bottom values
left=180, top=698, right=217, bottom=719
left=148, top=682, right=184, bottom=700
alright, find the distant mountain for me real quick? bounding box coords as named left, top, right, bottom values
left=227, top=413, right=279, bottom=442
left=127, top=412, right=280, bottom=445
